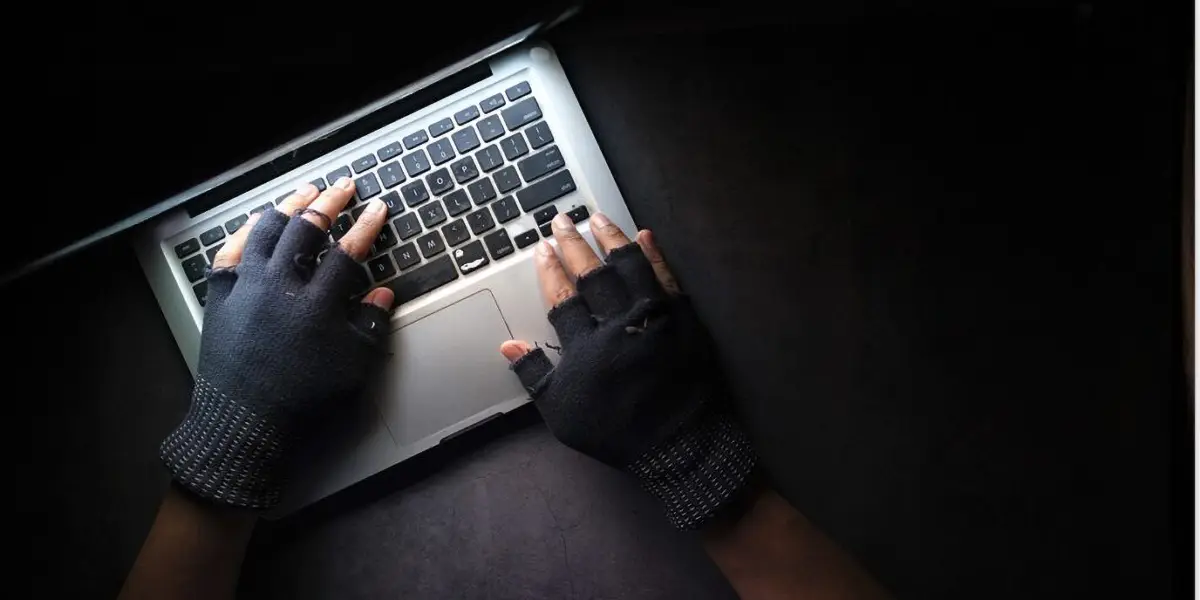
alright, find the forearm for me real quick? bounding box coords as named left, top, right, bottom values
left=702, top=489, right=890, bottom=600
left=119, top=485, right=256, bottom=600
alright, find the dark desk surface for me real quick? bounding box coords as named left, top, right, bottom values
left=19, top=3, right=1187, bottom=598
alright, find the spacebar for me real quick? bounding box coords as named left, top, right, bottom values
left=385, top=255, right=459, bottom=304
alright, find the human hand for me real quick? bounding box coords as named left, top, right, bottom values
left=160, top=179, right=395, bottom=509
left=499, top=212, right=757, bottom=530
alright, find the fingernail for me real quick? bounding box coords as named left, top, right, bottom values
left=590, top=212, right=611, bottom=227
left=366, top=198, right=386, bottom=214
left=552, top=213, right=573, bottom=230
left=537, top=240, right=553, bottom=256
left=336, top=177, right=354, bottom=190
left=296, top=183, right=318, bottom=198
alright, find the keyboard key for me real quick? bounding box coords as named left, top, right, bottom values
left=501, top=97, right=542, bottom=130
left=276, top=192, right=292, bottom=205
left=533, top=205, right=558, bottom=224
left=352, top=154, right=378, bottom=173
left=539, top=222, right=553, bottom=237
left=393, top=243, right=421, bottom=270
left=514, top=229, right=539, bottom=249
left=454, top=105, right=480, bottom=125
left=311, top=178, right=328, bottom=192
left=428, top=117, right=454, bottom=137
left=174, top=238, right=201, bottom=258
left=327, top=165, right=352, bottom=185
left=352, top=205, right=367, bottom=220
left=480, top=93, right=506, bottom=113
left=475, top=145, right=504, bottom=172
left=377, top=141, right=404, bottom=161
left=483, top=228, right=515, bottom=260
left=499, top=133, right=529, bottom=161
left=401, top=180, right=430, bottom=206
left=419, top=201, right=447, bottom=228
left=451, top=156, right=479, bottom=184
left=477, top=115, right=505, bottom=142
left=443, top=189, right=472, bottom=216
left=526, top=121, right=555, bottom=149
left=355, top=172, right=382, bottom=200
left=379, top=161, right=406, bottom=188
left=442, top=219, right=470, bottom=246
left=199, top=227, right=224, bottom=247
left=417, top=231, right=446, bottom=258
left=403, top=130, right=429, bottom=149
left=380, top=191, right=405, bottom=216
left=467, top=178, right=497, bottom=205
left=429, top=139, right=456, bottom=165
left=452, top=127, right=481, bottom=153
left=386, top=255, right=458, bottom=304
left=493, top=166, right=522, bottom=193
left=518, top=145, right=565, bottom=182
left=402, top=149, right=432, bottom=176
left=206, top=243, right=223, bottom=263
left=452, top=240, right=489, bottom=275
left=193, top=281, right=208, bottom=306
left=225, top=214, right=249, bottom=234
left=371, top=223, right=399, bottom=254
left=466, top=208, right=495, bottom=235
left=394, top=213, right=422, bottom=240
left=331, top=214, right=354, bottom=241
left=567, top=205, right=590, bottom=223
left=182, top=254, right=207, bottom=282
left=426, top=168, right=454, bottom=195
left=368, top=255, right=396, bottom=282
left=517, top=169, right=576, bottom=212
left=249, top=203, right=274, bottom=215
left=492, top=196, right=520, bottom=223
left=505, top=80, right=531, bottom=101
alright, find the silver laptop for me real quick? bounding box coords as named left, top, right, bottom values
left=132, top=29, right=636, bottom=515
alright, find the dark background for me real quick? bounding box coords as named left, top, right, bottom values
left=17, top=0, right=1190, bottom=598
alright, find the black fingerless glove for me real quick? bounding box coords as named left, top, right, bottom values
left=160, top=210, right=390, bottom=509
left=512, top=243, right=757, bottom=530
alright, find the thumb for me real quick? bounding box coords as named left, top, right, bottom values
left=499, top=340, right=534, bottom=363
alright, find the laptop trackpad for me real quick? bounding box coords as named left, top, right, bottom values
left=379, top=290, right=527, bottom=447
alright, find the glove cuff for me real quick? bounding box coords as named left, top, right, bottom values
left=628, top=412, right=758, bottom=530
left=159, top=376, right=288, bottom=509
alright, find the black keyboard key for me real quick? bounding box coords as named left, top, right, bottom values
left=480, top=93, right=505, bottom=113
left=514, top=229, right=539, bottom=249
left=379, top=161, right=406, bottom=188
left=386, top=255, right=459, bottom=304
left=368, top=255, right=396, bottom=282
left=452, top=239, right=490, bottom=275
left=517, top=169, right=576, bottom=212
left=199, top=227, right=224, bottom=246
left=452, top=127, right=481, bottom=153
left=193, top=281, right=208, bottom=306
left=483, top=228, right=515, bottom=260
left=401, top=180, right=430, bottom=206
left=492, top=196, right=520, bottom=223
left=428, top=117, right=454, bottom=137
left=377, top=141, right=404, bottom=161
left=416, top=231, right=446, bottom=258
left=454, top=105, right=480, bottom=125
left=394, top=213, right=422, bottom=240
left=493, top=166, right=522, bottom=193
left=182, top=254, right=207, bottom=282
left=475, top=145, right=504, bottom=172
left=352, top=154, right=378, bottom=173
left=526, top=121, right=555, bottom=149
left=426, top=168, right=454, bottom=195
left=533, top=205, right=558, bottom=224
left=327, top=165, right=352, bottom=185
left=477, top=115, right=505, bottom=142
left=331, top=214, right=354, bottom=241
left=501, top=97, right=542, bottom=131
left=403, top=130, right=428, bottom=149
left=518, top=145, right=565, bottom=182
left=467, top=178, right=497, bottom=205
left=174, top=238, right=201, bottom=258
left=352, top=205, right=367, bottom=220
left=380, top=191, right=405, bottom=216
left=276, top=192, right=292, bottom=205
left=393, top=243, right=421, bottom=270
left=402, top=149, right=431, bottom=176
left=428, top=138, right=456, bottom=165
left=539, top=222, right=553, bottom=237
left=371, top=223, right=399, bottom=254
left=451, top=156, right=479, bottom=184
left=419, top=201, right=447, bottom=228
left=206, top=243, right=223, bottom=263
left=466, top=208, right=495, bottom=235
left=505, top=81, right=531, bottom=101
left=354, top=172, right=382, bottom=200
left=443, top=189, right=472, bottom=216
left=311, top=178, right=328, bottom=192
left=499, top=133, right=529, bottom=161
left=441, top=219, right=470, bottom=246
left=567, top=205, right=590, bottom=224
left=249, top=203, right=273, bottom=215
left=225, top=214, right=249, bottom=234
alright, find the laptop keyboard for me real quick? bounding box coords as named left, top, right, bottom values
left=172, top=81, right=587, bottom=309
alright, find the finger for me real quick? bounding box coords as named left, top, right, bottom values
left=499, top=340, right=534, bottom=363
left=635, top=229, right=681, bottom=295
left=302, top=177, right=356, bottom=231
left=210, top=212, right=262, bottom=270
left=551, top=213, right=602, bottom=277
left=536, top=240, right=577, bottom=307
left=511, top=347, right=555, bottom=395
left=363, top=287, right=395, bottom=311
left=275, top=182, right=321, bottom=217
left=337, top=198, right=387, bottom=260
left=588, top=212, right=632, bottom=254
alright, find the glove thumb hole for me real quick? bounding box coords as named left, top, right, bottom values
left=508, top=346, right=554, bottom=396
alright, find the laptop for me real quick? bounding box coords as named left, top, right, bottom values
left=116, top=15, right=637, bottom=515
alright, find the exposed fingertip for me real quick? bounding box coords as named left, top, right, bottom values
left=536, top=240, right=554, bottom=257
left=499, top=340, right=533, bottom=363
left=335, top=177, right=355, bottom=190
left=296, top=183, right=318, bottom=199
left=363, top=287, right=394, bottom=310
